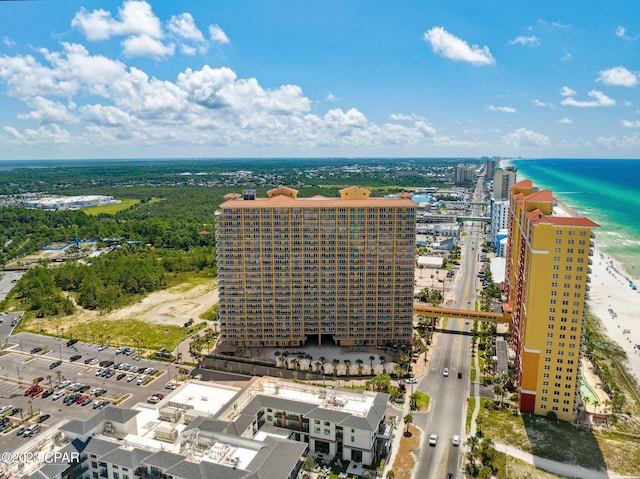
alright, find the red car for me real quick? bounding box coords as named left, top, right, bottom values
left=29, top=386, right=43, bottom=397
left=33, top=377, right=44, bottom=383
left=24, top=386, right=35, bottom=396
left=152, top=393, right=164, bottom=400
left=76, top=395, right=89, bottom=404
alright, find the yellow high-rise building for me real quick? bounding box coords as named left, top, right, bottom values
left=216, top=186, right=417, bottom=348
left=505, top=180, right=599, bottom=421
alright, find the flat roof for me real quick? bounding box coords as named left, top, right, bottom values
left=220, top=195, right=416, bottom=209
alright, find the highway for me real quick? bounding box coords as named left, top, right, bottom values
left=413, top=176, right=486, bottom=479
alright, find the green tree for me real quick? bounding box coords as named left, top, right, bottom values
left=403, top=414, right=413, bottom=434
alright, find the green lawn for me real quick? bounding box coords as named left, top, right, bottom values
left=82, top=198, right=140, bottom=215
left=25, top=319, right=203, bottom=352
left=413, top=391, right=430, bottom=411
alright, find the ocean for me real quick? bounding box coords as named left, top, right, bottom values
left=511, top=159, right=640, bottom=278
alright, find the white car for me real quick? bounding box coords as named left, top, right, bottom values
left=136, top=375, right=147, bottom=385
left=452, top=435, right=460, bottom=446
left=443, top=368, right=449, bottom=377
left=52, top=391, right=65, bottom=400
left=164, top=383, right=177, bottom=390
left=126, top=375, right=136, bottom=382
left=58, top=380, right=71, bottom=389
left=98, top=344, right=108, bottom=351
left=0, top=405, right=13, bottom=414
left=147, top=396, right=160, bottom=404
left=429, top=433, right=438, bottom=446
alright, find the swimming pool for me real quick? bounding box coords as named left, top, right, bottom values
left=580, top=375, right=600, bottom=406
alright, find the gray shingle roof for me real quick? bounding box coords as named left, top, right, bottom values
left=99, top=446, right=154, bottom=469
left=166, top=459, right=249, bottom=479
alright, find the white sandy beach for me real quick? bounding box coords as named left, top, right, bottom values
left=588, top=246, right=640, bottom=383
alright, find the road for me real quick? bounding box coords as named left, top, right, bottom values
left=413, top=177, right=486, bottom=479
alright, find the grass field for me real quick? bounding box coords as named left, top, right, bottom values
left=478, top=398, right=640, bottom=476
left=82, top=198, right=139, bottom=215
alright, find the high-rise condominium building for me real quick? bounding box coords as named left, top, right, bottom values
left=492, top=166, right=517, bottom=200
left=504, top=180, right=599, bottom=421
left=216, top=186, right=417, bottom=348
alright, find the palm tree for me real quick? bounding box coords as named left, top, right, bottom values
left=344, top=360, right=352, bottom=377
left=55, top=370, right=62, bottom=385
left=386, top=470, right=395, bottom=479
left=369, top=355, right=375, bottom=369
left=356, top=359, right=364, bottom=376
left=314, top=361, right=322, bottom=373
left=403, top=414, right=413, bottom=434
left=47, top=375, right=53, bottom=389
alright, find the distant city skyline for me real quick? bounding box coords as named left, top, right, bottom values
left=0, top=1, right=638, bottom=160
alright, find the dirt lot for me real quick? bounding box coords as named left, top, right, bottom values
left=25, top=279, right=219, bottom=336
left=391, top=427, right=422, bottom=479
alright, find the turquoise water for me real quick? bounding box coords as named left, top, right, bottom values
left=580, top=376, right=599, bottom=405
left=512, top=159, right=640, bottom=276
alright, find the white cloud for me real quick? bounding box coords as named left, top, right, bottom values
left=72, top=1, right=163, bottom=41
left=423, top=26, right=495, bottom=66
left=167, top=13, right=204, bottom=42
left=2, top=124, right=71, bottom=146
left=597, top=66, right=638, bottom=87
left=325, top=92, right=340, bottom=102
left=507, top=35, right=539, bottom=46
left=560, top=51, right=573, bottom=62
left=560, top=86, right=576, bottom=97
left=532, top=99, right=553, bottom=108
left=324, top=108, right=368, bottom=128
left=122, top=34, right=175, bottom=59
left=502, top=128, right=550, bottom=147
left=18, top=96, right=77, bottom=124
left=556, top=118, right=573, bottom=124
left=560, top=89, right=616, bottom=107
left=209, top=25, right=230, bottom=44
left=389, top=113, right=414, bottom=121
left=486, top=105, right=516, bottom=113
left=616, top=26, right=626, bottom=37
left=597, top=133, right=640, bottom=149
left=621, top=119, right=640, bottom=128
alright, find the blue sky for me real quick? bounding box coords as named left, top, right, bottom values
left=0, top=0, right=639, bottom=160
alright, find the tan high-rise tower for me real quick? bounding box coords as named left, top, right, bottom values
left=216, top=186, right=417, bottom=348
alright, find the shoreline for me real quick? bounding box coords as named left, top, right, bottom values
left=588, top=246, right=640, bottom=384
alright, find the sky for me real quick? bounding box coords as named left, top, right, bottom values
left=0, top=0, right=639, bottom=160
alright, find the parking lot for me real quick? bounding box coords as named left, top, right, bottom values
left=0, top=331, right=185, bottom=452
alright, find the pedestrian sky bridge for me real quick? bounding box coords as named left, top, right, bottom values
left=414, top=304, right=510, bottom=323
left=455, top=216, right=491, bottom=223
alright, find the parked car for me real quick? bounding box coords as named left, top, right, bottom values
left=69, top=355, right=82, bottom=362
left=52, top=391, right=65, bottom=400
left=33, top=377, right=44, bottom=383
left=66, top=339, right=78, bottom=347
left=136, top=375, right=147, bottom=385
left=84, top=357, right=96, bottom=364
left=30, top=386, right=43, bottom=396
left=0, top=405, right=13, bottom=414
left=30, top=347, right=43, bottom=354
left=116, top=373, right=126, bottom=381
left=98, top=344, right=108, bottom=351
left=49, top=361, right=62, bottom=369
left=164, top=383, right=177, bottom=390
left=36, top=414, right=50, bottom=423
left=58, top=380, right=71, bottom=389
left=42, top=389, right=55, bottom=399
